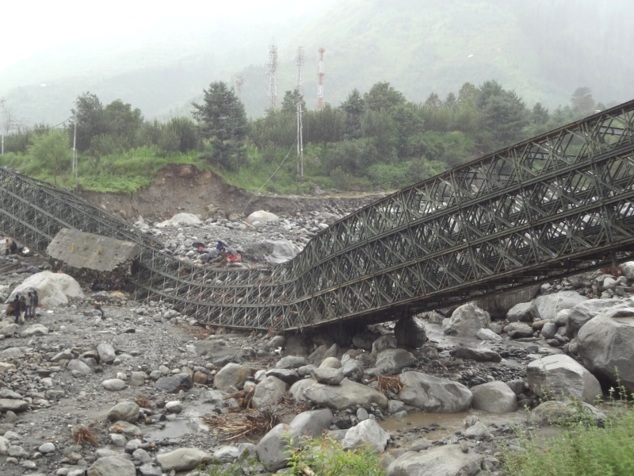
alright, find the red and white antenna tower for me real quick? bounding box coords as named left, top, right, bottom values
left=267, top=43, right=278, bottom=110
left=317, top=47, right=325, bottom=111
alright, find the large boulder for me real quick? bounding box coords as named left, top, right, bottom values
left=247, top=239, right=300, bottom=264
left=394, top=315, right=427, bottom=348
left=577, top=306, right=634, bottom=392
left=156, top=213, right=202, bottom=227
left=290, top=378, right=388, bottom=410
left=213, top=363, right=251, bottom=391
left=399, top=371, right=472, bottom=413
left=471, top=381, right=517, bottom=413
left=12, top=271, right=84, bottom=307
left=252, top=376, right=288, bottom=409
left=529, top=291, right=588, bottom=322
left=245, top=210, right=280, bottom=224
left=443, top=303, right=490, bottom=337
left=565, top=299, right=622, bottom=338
left=387, top=444, right=483, bottom=476
left=256, top=409, right=333, bottom=471
left=526, top=354, right=602, bottom=403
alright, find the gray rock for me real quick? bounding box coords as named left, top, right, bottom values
left=214, top=363, right=251, bottom=390
left=256, top=409, right=333, bottom=472
left=394, top=315, right=427, bottom=348
left=444, top=303, right=490, bottom=337
left=374, top=348, right=417, bottom=375
left=451, top=347, right=501, bottom=363
left=275, top=355, right=307, bottom=369
left=529, top=400, right=606, bottom=426
left=566, top=299, right=619, bottom=337
left=506, top=302, right=533, bottom=322
left=343, top=419, right=390, bottom=452
left=371, top=335, right=397, bottom=354
left=102, top=378, right=126, bottom=391
left=0, top=398, right=29, bottom=413
left=155, top=373, right=193, bottom=393
left=97, top=343, right=116, bottom=364
left=530, top=291, right=588, bottom=321
left=471, top=381, right=518, bottom=413
left=67, top=359, right=93, bottom=375
left=156, top=448, right=212, bottom=472
left=540, top=321, right=558, bottom=339
left=107, top=401, right=139, bottom=423
left=252, top=376, right=288, bottom=408
left=87, top=455, right=136, bottom=476
left=399, top=371, right=472, bottom=413
left=290, top=378, right=388, bottom=410
left=311, top=367, right=345, bottom=385
left=504, top=322, right=534, bottom=338
left=577, top=307, right=634, bottom=392
left=527, top=354, right=602, bottom=403
left=387, top=444, right=483, bottom=476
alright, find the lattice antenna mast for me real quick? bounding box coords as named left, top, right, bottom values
left=268, top=43, right=278, bottom=110
left=317, top=47, right=325, bottom=111
left=233, top=75, right=244, bottom=102
left=296, top=47, right=304, bottom=176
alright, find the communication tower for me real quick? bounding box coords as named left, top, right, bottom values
left=268, top=43, right=278, bottom=110
left=317, top=47, right=325, bottom=111
left=233, top=75, right=244, bottom=101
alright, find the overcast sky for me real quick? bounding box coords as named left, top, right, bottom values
left=3, top=0, right=334, bottom=70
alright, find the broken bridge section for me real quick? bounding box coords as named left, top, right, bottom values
left=1, top=99, right=634, bottom=331
left=47, top=228, right=140, bottom=290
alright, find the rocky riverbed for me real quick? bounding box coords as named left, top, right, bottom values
left=1, top=204, right=634, bottom=476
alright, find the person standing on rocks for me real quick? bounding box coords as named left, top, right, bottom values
left=18, top=294, right=27, bottom=323
left=32, top=289, right=39, bottom=316
left=26, top=291, right=34, bottom=318
left=12, top=295, right=22, bottom=324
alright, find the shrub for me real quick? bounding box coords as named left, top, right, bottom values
left=501, top=404, right=634, bottom=476
left=287, top=436, right=386, bottom=476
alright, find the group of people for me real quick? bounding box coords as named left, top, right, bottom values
left=8, top=290, right=38, bottom=324
left=195, top=240, right=243, bottom=266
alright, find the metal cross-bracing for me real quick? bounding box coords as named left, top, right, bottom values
left=2, top=99, right=634, bottom=331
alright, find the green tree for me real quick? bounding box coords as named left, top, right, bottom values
left=72, top=92, right=104, bottom=152
left=364, top=82, right=406, bottom=113
left=281, top=90, right=305, bottom=115
left=476, top=81, right=528, bottom=152
left=166, top=117, right=199, bottom=152
left=340, top=88, right=365, bottom=140
left=192, top=82, right=249, bottom=169
left=571, top=87, right=596, bottom=116
left=29, top=130, right=71, bottom=182
left=103, top=99, right=143, bottom=150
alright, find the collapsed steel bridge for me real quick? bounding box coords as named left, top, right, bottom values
left=2, top=100, right=634, bottom=331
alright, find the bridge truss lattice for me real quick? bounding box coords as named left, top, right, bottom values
left=2, top=100, right=634, bottom=331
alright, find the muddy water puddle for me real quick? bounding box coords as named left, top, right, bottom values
left=380, top=409, right=529, bottom=441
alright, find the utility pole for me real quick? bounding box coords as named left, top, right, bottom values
left=267, top=43, right=278, bottom=110
left=72, top=118, right=78, bottom=187
left=296, top=47, right=304, bottom=177
left=0, top=98, right=5, bottom=156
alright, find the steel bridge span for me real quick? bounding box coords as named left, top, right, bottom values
left=2, top=101, right=634, bottom=331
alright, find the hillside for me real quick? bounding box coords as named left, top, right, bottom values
left=1, top=0, right=632, bottom=125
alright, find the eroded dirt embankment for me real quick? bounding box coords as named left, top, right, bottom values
left=77, top=164, right=386, bottom=222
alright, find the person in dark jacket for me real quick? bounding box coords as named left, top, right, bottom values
left=12, top=295, right=21, bottom=324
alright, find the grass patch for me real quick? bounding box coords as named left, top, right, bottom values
left=287, top=435, right=386, bottom=476
left=502, top=404, right=634, bottom=476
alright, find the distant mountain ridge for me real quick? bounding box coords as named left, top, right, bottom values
left=2, top=0, right=632, bottom=126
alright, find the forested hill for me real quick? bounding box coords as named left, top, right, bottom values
left=1, top=0, right=632, bottom=125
